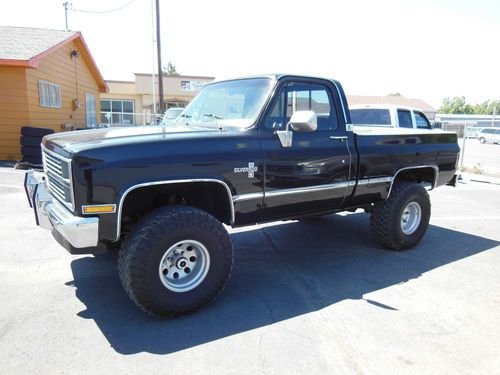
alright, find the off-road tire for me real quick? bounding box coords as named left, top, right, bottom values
left=118, top=205, right=234, bottom=318
left=22, top=155, right=42, bottom=165
left=20, top=136, right=43, bottom=147
left=20, top=126, right=54, bottom=138
left=370, top=182, right=431, bottom=251
left=21, top=146, right=42, bottom=158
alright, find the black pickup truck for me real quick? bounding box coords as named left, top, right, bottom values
left=25, top=74, right=459, bottom=317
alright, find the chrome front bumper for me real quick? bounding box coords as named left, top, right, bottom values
left=24, top=170, right=99, bottom=249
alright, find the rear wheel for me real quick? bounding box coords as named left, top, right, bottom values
left=118, top=205, right=234, bottom=317
left=370, top=182, right=431, bottom=251
left=479, top=137, right=486, bottom=144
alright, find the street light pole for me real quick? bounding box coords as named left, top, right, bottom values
left=155, top=0, right=165, bottom=115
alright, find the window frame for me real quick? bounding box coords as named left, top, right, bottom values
left=264, top=81, right=339, bottom=131
left=38, top=80, right=61, bottom=109
left=350, top=108, right=392, bottom=126
left=85, top=93, right=97, bottom=127
left=397, top=109, right=413, bottom=128
left=414, top=110, right=431, bottom=129
left=100, top=99, right=135, bottom=125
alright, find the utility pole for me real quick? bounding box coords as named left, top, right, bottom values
left=150, top=0, right=157, bottom=123
left=63, top=2, right=70, bottom=31
left=155, top=0, right=165, bottom=114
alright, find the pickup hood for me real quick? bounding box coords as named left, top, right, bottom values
left=42, top=125, right=223, bottom=155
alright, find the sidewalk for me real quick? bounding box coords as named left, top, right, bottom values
left=459, top=172, right=500, bottom=185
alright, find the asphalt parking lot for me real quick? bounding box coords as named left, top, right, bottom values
left=0, top=167, right=499, bottom=374
left=460, top=138, right=500, bottom=176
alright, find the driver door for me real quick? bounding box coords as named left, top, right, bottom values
left=260, top=78, right=352, bottom=220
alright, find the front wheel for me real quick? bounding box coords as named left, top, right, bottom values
left=370, top=182, right=431, bottom=251
left=479, top=137, right=486, bottom=144
left=118, top=205, right=234, bottom=317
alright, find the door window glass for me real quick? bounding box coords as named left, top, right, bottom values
left=414, top=111, right=430, bottom=129
left=266, top=82, right=337, bottom=131
left=397, top=109, right=413, bottom=128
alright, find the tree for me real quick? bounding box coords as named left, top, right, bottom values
left=472, top=100, right=500, bottom=115
left=163, top=61, right=179, bottom=76
left=439, top=96, right=499, bottom=114
left=438, top=96, right=474, bottom=114
left=388, top=92, right=402, bottom=96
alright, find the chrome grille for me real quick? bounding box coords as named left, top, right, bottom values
left=42, top=148, right=74, bottom=210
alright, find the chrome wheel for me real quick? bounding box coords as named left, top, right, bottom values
left=158, top=240, right=210, bottom=293
left=400, top=202, right=421, bottom=235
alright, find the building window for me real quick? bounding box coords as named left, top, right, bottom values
left=38, top=80, right=61, bottom=108
left=85, top=93, right=97, bottom=127
left=100, top=99, right=135, bottom=125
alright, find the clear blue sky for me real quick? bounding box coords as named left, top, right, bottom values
left=1, top=0, right=498, bottom=108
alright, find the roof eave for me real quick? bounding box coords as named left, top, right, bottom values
left=0, top=31, right=108, bottom=93
left=0, top=59, right=36, bottom=68
left=72, top=34, right=108, bottom=92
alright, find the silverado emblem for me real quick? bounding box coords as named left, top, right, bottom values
left=234, top=162, right=258, bottom=178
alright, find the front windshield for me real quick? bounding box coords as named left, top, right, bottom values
left=160, top=108, right=184, bottom=125
left=165, top=108, right=183, bottom=119
left=174, top=78, right=273, bottom=128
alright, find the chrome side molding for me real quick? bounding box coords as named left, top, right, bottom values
left=232, top=177, right=393, bottom=203
left=233, top=191, right=264, bottom=203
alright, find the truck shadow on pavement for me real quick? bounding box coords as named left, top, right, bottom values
left=69, top=212, right=499, bottom=355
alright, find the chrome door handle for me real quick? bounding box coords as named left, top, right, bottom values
left=329, top=136, right=348, bottom=141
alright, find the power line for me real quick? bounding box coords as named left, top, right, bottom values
left=71, top=0, right=137, bottom=14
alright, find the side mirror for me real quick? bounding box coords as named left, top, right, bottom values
left=289, top=110, right=317, bottom=132
left=276, top=111, right=317, bottom=148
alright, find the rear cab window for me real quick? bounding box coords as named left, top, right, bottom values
left=350, top=109, right=391, bottom=125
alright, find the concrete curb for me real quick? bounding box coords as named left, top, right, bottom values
left=459, top=172, right=500, bottom=185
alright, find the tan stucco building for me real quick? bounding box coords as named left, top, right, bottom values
left=101, top=73, right=214, bottom=125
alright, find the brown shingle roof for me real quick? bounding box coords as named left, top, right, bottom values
left=0, top=26, right=77, bottom=60
left=0, top=26, right=107, bottom=92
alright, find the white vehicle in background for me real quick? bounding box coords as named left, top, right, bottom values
left=161, top=107, right=184, bottom=125
left=478, top=127, right=500, bottom=144
left=350, top=104, right=432, bottom=130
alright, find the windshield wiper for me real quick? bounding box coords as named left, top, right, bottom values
left=202, top=113, right=224, bottom=120
left=174, top=113, right=192, bottom=126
